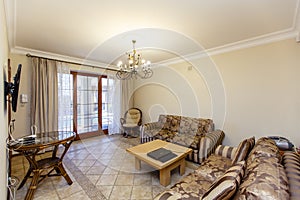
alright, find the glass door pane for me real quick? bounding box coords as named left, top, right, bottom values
left=77, top=75, right=99, bottom=134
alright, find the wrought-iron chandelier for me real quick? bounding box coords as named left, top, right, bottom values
left=116, top=40, right=153, bottom=80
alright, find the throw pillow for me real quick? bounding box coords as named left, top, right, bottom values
left=201, top=161, right=246, bottom=200
left=231, top=137, right=254, bottom=164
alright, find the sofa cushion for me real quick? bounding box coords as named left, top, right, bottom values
left=247, top=137, right=282, bottom=164
left=231, top=137, right=255, bottom=164
left=195, top=154, right=232, bottom=182
left=237, top=158, right=289, bottom=199
left=154, top=130, right=177, bottom=142
left=171, top=135, right=200, bottom=150
left=166, top=172, right=213, bottom=200
left=215, top=145, right=237, bottom=159
left=197, top=119, right=214, bottom=136
left=201, top=161, right=246, bottom=200
left=154, top=171, right=214, bottom=200
left=178, top=116, right=200, bottom=135
left=161, top=115, right=181, bottom=132
left=236, top=141, right=289, bottom=200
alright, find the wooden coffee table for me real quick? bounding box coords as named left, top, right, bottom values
left=126, top=140, right=192, bottom=186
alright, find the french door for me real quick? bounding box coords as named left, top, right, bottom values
left=58, top=72, right=108, bottom=140
left=73, top=72, right=108, bottom=139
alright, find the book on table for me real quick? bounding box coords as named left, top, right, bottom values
left=147, top=147, right=177, bottom=162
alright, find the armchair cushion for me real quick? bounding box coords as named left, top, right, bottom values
left=121, top=108, right=142, bottom=136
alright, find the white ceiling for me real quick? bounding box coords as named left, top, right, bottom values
left=4, top=0, right=300, bottom=67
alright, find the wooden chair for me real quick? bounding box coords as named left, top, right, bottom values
left=120, top=108, right=142, bottom=137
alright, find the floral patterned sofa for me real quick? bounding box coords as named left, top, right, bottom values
left=154, top=137, right=299, bottom=200
left=140, top=114, right=224, bottom=164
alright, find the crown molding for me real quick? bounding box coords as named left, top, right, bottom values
left=158, top=29, right=298, bottom=66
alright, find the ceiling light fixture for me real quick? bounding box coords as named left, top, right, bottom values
left=116, top=40, right=153, bottom=80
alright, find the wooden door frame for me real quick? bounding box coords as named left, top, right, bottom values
left=71, top=71, right=108, bottom=140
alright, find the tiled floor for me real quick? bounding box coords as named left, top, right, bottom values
left=10, top=134, right=194, bottom=200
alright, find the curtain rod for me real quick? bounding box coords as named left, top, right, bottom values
left=26, top=53, right=118, bottom=72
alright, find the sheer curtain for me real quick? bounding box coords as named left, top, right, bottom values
left=31, top=57, right=58, bottom=132
left=107, top=74, right=134, bottom=135
left=57, top=63, right=73, bottom=131
left=107, top=74, right=120, bottom=134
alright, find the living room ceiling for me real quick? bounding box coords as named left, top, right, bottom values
left=4, top=0, right=300, bottom=67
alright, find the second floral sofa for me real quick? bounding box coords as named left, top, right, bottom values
left=140, top=114, right=224, bottom=164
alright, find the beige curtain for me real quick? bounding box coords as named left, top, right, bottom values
left=121, top=79, right=134, bottom=117
left=31, top=57, right=58, bottom=132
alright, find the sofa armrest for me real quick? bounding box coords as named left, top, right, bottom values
left=214, top=145, right=237, bottom=160
left=142, top=122, right=161, bottom=131
left=198, top=130, right=225, bottom=163
left=282, top=151, right=300, bottom=199
left=140, top=122, right=162, bottom=143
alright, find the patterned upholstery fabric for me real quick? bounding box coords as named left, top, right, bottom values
left=195, top=154, right=232, bottom=182
left=235, top=137, right=289, bottom=200
left=167, top=173, right=213, bottom=200
left=198, top=130, right=225, bottom=163
left=282, top=151, right=300, bottom=200
left=154, top=137, right=294, bottom=200
left=202, top=161, right=246, bottom=200
left=215, top=145, right=237, bottom=159
left=231, top=137, right=255, bottom=164
left=154, top=146, right=239, bottom=200
left=141, top=114, right=221, bottom=164
left=246, top=137, right=282, bottom=163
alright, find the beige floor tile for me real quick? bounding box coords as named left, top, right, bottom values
left=34, top=191, right=60, bottom=200
left=77, top=166, right=91, bottom=174
left=86, top=165, right=106, bottom=175
left=115, top=174, right=134, bottom=186
left=109, top=185, right=132, bottom=200
left=79, top=158, right=97, bottom=167
left=86, top=175, right=101, bottom=185
left=100, top=153, right=114, bottom=159
left=133, top=174, right=152, bottom=185
left=96, top=185, right=113, bottom=199
left=70, top=159, right=84, bottom=166
left=62, top=190, right=90, bottom=200
left=56, top=182, right=83, bottom=199
left=103, top=167, right=119, bottom=175
left=131, top=186, right=152, bottom=200
left=96, top=174, right=118, bottom=186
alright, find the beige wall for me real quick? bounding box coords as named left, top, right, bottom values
left=213, top=39, right=300, bottom=146
left=134, top=62, right=212, bottom=123
left=1, top=1, right=9, bottom=199
left=9, top=55, right=31, bottom=138
left=134, top=38, right=300, bottom=146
